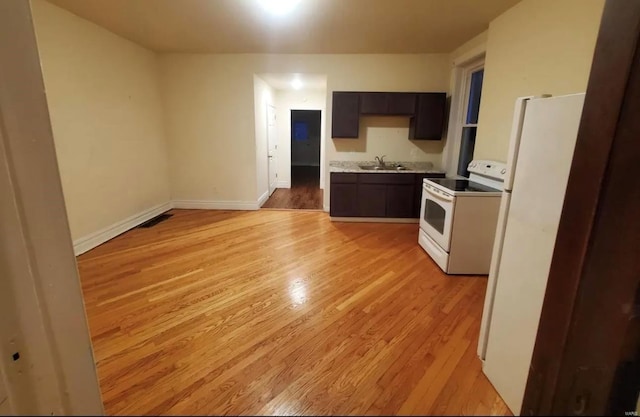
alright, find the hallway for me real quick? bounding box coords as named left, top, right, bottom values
left=262, top=166, right=323, bottom=210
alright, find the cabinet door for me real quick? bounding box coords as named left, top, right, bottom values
left=387, top=93, right=417, bottom=115
left=409, top=93, right=446, bottom=140
left=357, top=184, right=387, bottom=217
left=360, top=93, right=388, bottom=114
left=386, top=184, right=415, bottom=218
left=330, top=183, right=358, bottom=217
left=332, top=92, right=360, bottom=138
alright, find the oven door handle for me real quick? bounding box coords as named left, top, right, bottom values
left=423, top=186, right=454, bottom=203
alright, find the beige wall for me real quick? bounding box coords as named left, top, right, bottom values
left=337, top=116, right=445, bottom=165
left=29, top=0, right=605, bottom=232
left=474, top=0, right=604, bottom=162
left=254, top=76, right=275, bottom=200
left=451, top=30, right=488, bottom=64
left=32, top=0, right=171, bottom=241
left=161, top=55, right=259, bottom=204
left=273, top=89, right=327, bottom=188
left=160, top=53, right=450, bottom=208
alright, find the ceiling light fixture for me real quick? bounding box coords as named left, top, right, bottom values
left=291, top=78, right=303, bottom=90
left=257, top=0, right=302, bottom=16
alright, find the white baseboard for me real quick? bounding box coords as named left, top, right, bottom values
left=323, top=205, right=330, bottom=212
left=330, top=217, right=419, bottom=224
left=172, top=199, right=261, bottom=210
left=73, top=201, right=172, bottom=255
left=276, top=180, right=291, bottom=189
left=76, top=191, right=330, bottom=254
left=257, top=190, right=269, bottom=208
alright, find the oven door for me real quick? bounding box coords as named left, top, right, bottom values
left=419, top=184, right=455, bottom=252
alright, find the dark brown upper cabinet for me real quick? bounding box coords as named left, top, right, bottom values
left=332, top=91, right=446, bottom=140
left=360, top=92, right=416, bottom=115
left=409, top=93, right=447, bottom=140
left=331, top=92, right=360, bottom=138
left=387, top=93, right=417, bottom=115
left=360, top=93, right=388, bottom=114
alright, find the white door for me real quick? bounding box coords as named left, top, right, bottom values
left=267, top=104, right=277, bottom=196
left=482, top=94, right=585, bottom=414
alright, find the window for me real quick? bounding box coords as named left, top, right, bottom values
left=457, top=68, right=484, bottom=177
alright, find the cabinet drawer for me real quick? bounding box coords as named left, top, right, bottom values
left=331, top=172, right=358, bottom=184
left=358, top=173, right=415, bottom=185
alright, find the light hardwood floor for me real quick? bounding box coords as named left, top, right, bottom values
left=77, top=209, right=510, bottom=415
left=262, top=166, right=323, bottom=210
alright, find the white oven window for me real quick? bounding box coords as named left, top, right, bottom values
left=424, top=198, right=447, bottom=234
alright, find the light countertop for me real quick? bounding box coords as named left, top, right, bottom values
left=329, top=160, right=444, bottom=174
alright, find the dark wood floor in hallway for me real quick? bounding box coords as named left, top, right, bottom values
left=76, top=209, right=510, bottom=415
left=262, top=165, right=323, bottom=210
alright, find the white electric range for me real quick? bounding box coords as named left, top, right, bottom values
left=418, top=160, right=506, bottom=274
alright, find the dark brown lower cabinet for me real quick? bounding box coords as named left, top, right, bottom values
left=357, top=184, right=387, bottom=217
left=329, top=183, right=358, bottom=217
left=386, top=184, right=415, bottom=218
left=330, top=172, right=445, bottom=218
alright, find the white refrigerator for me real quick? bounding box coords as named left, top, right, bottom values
left=477, top=93, right=586, bottom=414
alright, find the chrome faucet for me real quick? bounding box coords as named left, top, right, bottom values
left=374, top=155, right=387, bottom=167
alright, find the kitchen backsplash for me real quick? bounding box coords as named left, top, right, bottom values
left=331, top=116, right=444, bottom=167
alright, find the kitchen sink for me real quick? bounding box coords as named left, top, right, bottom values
left=359, top=164, right=410, bottom=171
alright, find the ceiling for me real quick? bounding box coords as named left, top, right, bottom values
left=45, top=0, right=521, bottom=54
left=260, top=73, right=327, bottom=91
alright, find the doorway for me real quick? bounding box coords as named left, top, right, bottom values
left=291, top=109, right=321, bottom=187
left=262, top=109, right=323, bottom=210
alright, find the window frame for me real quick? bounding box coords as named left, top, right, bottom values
left=443, top=55, right=485, bottom=177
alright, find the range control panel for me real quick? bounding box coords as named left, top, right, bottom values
left=467, top=160, right=508, bottom=180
